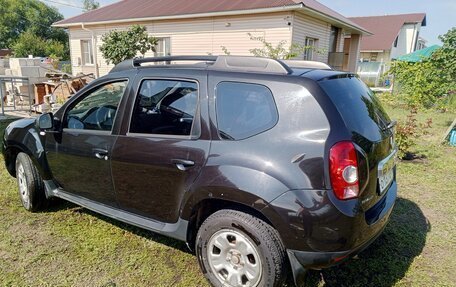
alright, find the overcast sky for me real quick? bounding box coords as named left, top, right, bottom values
left=43, top=0, right=455, bottom=45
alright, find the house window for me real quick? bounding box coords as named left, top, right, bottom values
left=329, top=26, right=340, bottom=53
left=393, top=36, right=399, bottom=48
left=154, top=37, right=171, bottom=57
left=304, top=38, right=317, bottom=60
left=370, top=53, right=378, bottom=62
left=81, top=40, right=94, bottom=65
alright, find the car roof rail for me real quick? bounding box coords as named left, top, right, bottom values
left=109, top=56, right=217, bottom=74
left=109, top=56, right=330, bottom=74
left=135, top=55, right=218, bottom=66
left=280, top=60, right=332, bottom=70
left=210, top=56, right=292, bottom=74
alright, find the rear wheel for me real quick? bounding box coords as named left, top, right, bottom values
left=196, top=209, right=288, bottom=287
left=15, top=152, right=48, bottom=212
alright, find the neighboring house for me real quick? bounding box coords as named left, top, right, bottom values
left=416, top=37, right=427, bottom=51
left=53, top=0, right=370, bottom=77
left=348, top=13, right=427, bottom=63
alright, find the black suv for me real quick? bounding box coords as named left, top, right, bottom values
left=2, top=56, right=397, bottom=287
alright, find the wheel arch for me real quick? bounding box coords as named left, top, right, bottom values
left=4, top=142, right=51, bottom=180
left=184, top=196, right=284, bottom=252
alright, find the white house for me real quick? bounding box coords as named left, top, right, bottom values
left=53, top=0, right=370, bottom=77
left=348, top=13, right=427, bottom=63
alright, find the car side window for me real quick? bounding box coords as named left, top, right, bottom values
left=65, top=81, right=127, bottom=131
left=130, top=79, right=198, bottom=136
left=216, top=82, right=278, bottom=140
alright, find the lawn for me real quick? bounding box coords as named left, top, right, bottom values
left=0, top=106, right=455, bottom=287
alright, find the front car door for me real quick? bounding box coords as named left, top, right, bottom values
left=46, top=79, right=130, bottom=207
left=111, top=69, right=210, bottom=223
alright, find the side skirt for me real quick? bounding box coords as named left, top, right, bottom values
left=43, top=180, right=188, bottom=242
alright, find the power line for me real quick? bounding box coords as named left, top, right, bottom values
left=40, top=0, right=84, bottom=9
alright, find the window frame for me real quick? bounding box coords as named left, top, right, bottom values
left=214, top=81, right=279, bottom=141
left=154, top=37, right=172, bottom=57
left=329, top=26, right=340, bottom=53
left=62, top=79, right=129, bottom=134
left=393, top=36, right=399, bottom=48
left=304, top=37, right=317, bottom=60
left=126, top=77, right=201, bottom=140
left=81, top=39, right=94, bottom=66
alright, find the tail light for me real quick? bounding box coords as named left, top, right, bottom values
left=329, top=141, right=359, bottom=200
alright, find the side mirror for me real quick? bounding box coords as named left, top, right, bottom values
left=37, top=113, right=54, bottom=130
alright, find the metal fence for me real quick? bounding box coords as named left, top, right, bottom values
left=0, top=76, right=32, bottom=116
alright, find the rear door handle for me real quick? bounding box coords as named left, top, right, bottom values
left=94, top=148, right=109, bottom=160
left=172, top=159, right=195, bottom=171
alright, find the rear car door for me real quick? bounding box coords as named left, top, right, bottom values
left=111, top=69, right=210, bottom=223
left=45, top=79, right=130, bottom=207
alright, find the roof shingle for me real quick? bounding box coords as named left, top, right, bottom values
left=54, top=0, right=366, bottom=33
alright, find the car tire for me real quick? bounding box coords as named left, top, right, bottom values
left=196, top=209, right=288, bottom=287
left=15, top=152, right=48, bottom=212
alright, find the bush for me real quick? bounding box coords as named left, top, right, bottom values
left=395, top=109, right=432, bottom=159
left=388, top=27, right=456, bottom=110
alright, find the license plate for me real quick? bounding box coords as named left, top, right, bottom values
left=378, top=148, right=397, bottom=194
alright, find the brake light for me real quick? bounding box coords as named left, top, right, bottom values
left=329, top=141, right=359, bottom=200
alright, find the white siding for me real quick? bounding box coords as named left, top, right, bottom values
left=389, top=23, right=422, bottom=60
left=68, top=12, right=293, bottom=76
left=291, top=12, right=331, bottom=62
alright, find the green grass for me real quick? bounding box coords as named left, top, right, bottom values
left=1, top=106, right=455, bottom=287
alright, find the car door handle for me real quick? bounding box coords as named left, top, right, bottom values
left=172, top=159, right=195, bottom=171
left=94, top=148, right=109, bottom=160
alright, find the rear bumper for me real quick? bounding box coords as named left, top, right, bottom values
left=288, top=200, right=391, bottom=268
left=263, top=181, right=397, bottom=286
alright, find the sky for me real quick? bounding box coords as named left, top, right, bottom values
left=43, top=0, right=455, bottom=45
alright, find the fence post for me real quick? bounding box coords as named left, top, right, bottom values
left=27, top=78, right=32, bottom=115
left=0, top=79, right=4, bottom=116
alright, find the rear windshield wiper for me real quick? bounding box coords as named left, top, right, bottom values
left=382, top=120, right=397, bottom=131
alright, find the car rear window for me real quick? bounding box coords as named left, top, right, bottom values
left=216, top=82, right=278, bottom=140
left=319, top=76, right=391, bottom=142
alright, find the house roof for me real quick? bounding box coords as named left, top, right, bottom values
left=53, top=0, right=369, bottom=34
left=0, top=49, right=11, bottom=57
left=349, top=13, right=426, bottom=51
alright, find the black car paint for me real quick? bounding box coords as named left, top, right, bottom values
left=2, top=64, right=397, bottom=286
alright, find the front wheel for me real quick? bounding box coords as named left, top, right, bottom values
left=196, top=209, right=288, bottom=287
left=15, top=152, right=48, bottom=212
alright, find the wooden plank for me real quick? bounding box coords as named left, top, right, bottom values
left=442, top=118, right=456, bottom=143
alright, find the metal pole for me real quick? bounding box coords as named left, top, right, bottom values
left=27, top=78, right=32, bottom=115
left=0, top=79, right=4, bottom=116
left=12, top=77, right=16, bottom=111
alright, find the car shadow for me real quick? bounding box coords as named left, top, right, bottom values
left=44, top=197, right=429, bottom=286
left=44, top=199, right=192, bottom=254
left=303, top=197, right=430, bottom=287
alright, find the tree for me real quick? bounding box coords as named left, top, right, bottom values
left=100, top=25, right=158, bottom=65
left=83, top=0, right=100, bottom=12
left=12, top=30, right=47, bottom=57
left=13, top=30, right=68, bottom=59
left=0, top=0, right=67, bottom=48
left=432, top=27, right=456, bottom=83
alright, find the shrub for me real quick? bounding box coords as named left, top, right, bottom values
left=388, top=27, right=456, bottom=110
left=395, top=110, right=432, bottom=159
